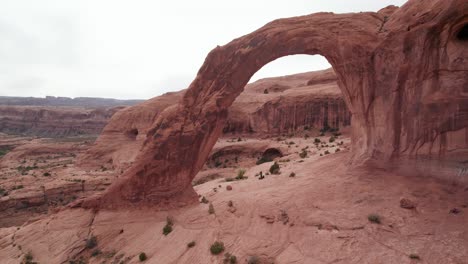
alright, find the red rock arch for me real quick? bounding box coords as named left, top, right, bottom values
left=79, top=0, right=468, bottom=209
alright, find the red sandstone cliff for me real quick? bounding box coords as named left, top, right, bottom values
left=0, top=106, right=122, bottom=137
left=76, top=0, right=467, bottom=209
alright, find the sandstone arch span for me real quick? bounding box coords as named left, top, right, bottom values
left=79, top=0, right=468, bottom=209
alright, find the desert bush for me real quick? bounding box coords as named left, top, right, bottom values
left=223, top=252, right=237, bottom=264
left=201, top=196, right=209, bottom=204
left=208, top=203, right=215, bottom=214
left=235, top=169, right=246, bottom=180
left=43, top=172, right=51, bottom=177
left=0, top=149, right=9, bottom=157
left=324, top=150, right=330, bottom=155
left=187, top=241, right=196, bottom=248
left=335, top=148, right=341, bottom=153
left=409, top=254, right=420, bottom=260
left=314, top=138, right=321, bottom=143
left=139, top=252, right=147, bottom=261
left=210, top=241, right=225, bottom=255
left=91, top=249, right=101, bottom=257
left=289, top=172, right=296, bottom=177
left=86, top=236, right=97, bottom=249
left=263, top=89, right=269, bottom=94
left=23, top=251, right=34, bottom=264
left=162, top=216, right=174, bottom=236
left=329, top=136, right=335, bottom=143
left=163, top=217, right=174, bottom=236
left=247, top=256, right=259, bottom=264
left=299, top=150, right=307, bottom=158
left=228, top=200, right=233, bottom=207
left=269, top=162, right=280, bottom=174
left=368, top=214, right=381, bottom=224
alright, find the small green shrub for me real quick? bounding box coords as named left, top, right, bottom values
left=409, top=254, right=420, bottom=260
left=0, top=188, right=7, bottom=197
left=299, top=150, right=307, bottom=158
left=163, top=224, right=173, bottom=235
left=86, top=236, right=97, bottom=249
left=43, top=172, right=51, bottom=177
left=187, top=241, right=196, bottom=248
left=0, top=149, right=9, bottom=157
left=163, top=217, right=174, bottom=236
left=289, top=172, right=296, bottom=177
left=324, top=150, right=330, bottom=155
left=269, top=162, right=280, bottom=174
left=263, top=89, right=269, bottom=94
left=23, top=251, right=34, bottom=264
left=210, top=241, right=225, bottom=255
left=368, top=214, right=381, bottom=224
left=208, top=203, right=215, bottom=214
left=223, top=252, right=237, bottom=264
left=247, top=256, right=259, bottom=264
left=201, top=196, right=209, bottom=204
left=235, top=169, right=246, bottom=180
left=139, top=252, right=147, bottom=261
left=329, top=136, right=335, bottom=143
left=314, top=138, right=321, bottom=143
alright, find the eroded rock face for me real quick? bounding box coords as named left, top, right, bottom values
left=79, top=69, right=350, bottom=170
left=77, top=91, right=182, bottom=169
left=81, top=0, right=468, bottom=209
left=0, top=106, right=120, bottom=137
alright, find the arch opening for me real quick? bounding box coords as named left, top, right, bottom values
left=241, top=54, right=351, bottom=136
left=256, top=148, right=283, bottom=165
left=126, top=128, right=139, bottom=140
left=457, top=24, right=468, bottom=40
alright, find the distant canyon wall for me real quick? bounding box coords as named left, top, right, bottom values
left=0, top=106, right=122, bottom=137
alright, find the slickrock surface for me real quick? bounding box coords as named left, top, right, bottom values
left=2, top=152, right=468, bottom=263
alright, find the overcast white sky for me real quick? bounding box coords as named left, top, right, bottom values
left=0, top=0, right=407, bottom=99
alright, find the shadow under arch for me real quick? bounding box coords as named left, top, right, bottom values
left=78, top=0, right=468, bottom=209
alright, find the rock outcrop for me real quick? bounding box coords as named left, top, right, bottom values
left=0, top=106, right=122, bottom=137
left=79, top=69, right=351, bottom=170
left=78, top=0, right=468, bottom=209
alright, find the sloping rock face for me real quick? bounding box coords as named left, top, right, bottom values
left=79, top=0, right=468, bottom=209
left=0, top=106, right=121, bottom=137
left=79, top=69, right=351, bottom=169
left=77, top=91, right=183, bottom=169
